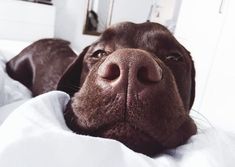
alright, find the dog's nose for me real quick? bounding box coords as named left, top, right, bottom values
left=97, top=49, right=162, bottom=89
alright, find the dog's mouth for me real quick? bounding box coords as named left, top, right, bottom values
left=64, top=91, right=197, bottom=156
left=92, top=121, right=156, bottom=142
left=65, top=96, right=197, bottom=156
left=82, top=120, right=167, bottom=156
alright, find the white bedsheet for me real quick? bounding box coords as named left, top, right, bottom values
left=0, top=91, right=235, bottom=167
left=0, top=47, right=235, bottom=167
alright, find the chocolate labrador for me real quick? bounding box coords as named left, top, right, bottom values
left=6, top=22, right=197, bottom=156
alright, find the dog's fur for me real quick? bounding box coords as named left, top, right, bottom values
left=6, top=22, right=197, bottom=156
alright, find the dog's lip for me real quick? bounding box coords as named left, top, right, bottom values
left=73, top=110, right=190, bottom=143
left=89, top=120, right=156, bottom=141
left=90, top=121, right=169, bottom=156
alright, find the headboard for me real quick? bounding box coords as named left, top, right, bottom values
left=0, top=0, right=55, bottom=42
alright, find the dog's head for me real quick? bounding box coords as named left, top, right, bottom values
left=58, top=22, right=197, bottom=156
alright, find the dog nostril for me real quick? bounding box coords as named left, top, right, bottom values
left=137, top=66, right=162, bottom=84
left=99, top=63, right=120, bottom=81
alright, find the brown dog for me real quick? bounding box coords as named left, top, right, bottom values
left=6, top=22, right=197, bottom=156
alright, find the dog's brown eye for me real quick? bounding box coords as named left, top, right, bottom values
left=91, top=50, right=108, bottom=59
left=166, top=53, right=183, bottom=62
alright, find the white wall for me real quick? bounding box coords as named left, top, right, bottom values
left=175, top=0, right=235, bottom=132
left=53, top=0, right=179, bottom=52
left=97, top=0, right=110, bottom=32
left=200, top=0, right=235, bottom=132
left=53, top=0, right=153, bottom=52
left=150, top=0, right=182, bottom=32
left=175, top=0, right=225, bottom=112
left=111, top=0, right=153, bottom=24
left=53, top=0, right=98, bottom=52
left=0, top=0, right=55, bottom=42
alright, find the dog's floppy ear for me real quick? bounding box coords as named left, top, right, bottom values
left=57, top=46, right=90, bottom=96
left=189, top=59, right=196, bottom=110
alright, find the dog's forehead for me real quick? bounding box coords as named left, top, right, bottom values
left=98, top=22, right=180, bottom=52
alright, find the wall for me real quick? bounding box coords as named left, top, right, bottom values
left=53, top=0, right=153, bottom=52
left=175, top=0, right=225, bottom=112
left=53, top=0, right=98, bottom=52
left=149, top=0, right=182, bottom=32
left=53, top=0, right=180, bottom=52
left=111, top=0, right=153, bottom=24
left=97, top=0, right=110, bottom=32
left=0, top=0, right=55, bottom=42
left=200, top=0, right=235, bottom=132
left=175, top=0, right=235, bottom=132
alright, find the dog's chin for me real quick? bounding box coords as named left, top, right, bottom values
left=64, top=100, right=197, bottom=156
left=93, top=122, right=166, bottom=156
left=64, top=95, right=197, bottom=156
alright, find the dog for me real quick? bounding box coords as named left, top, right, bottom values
left=6, top=22, right=197, bottom=156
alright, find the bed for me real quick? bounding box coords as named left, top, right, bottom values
left=0, top=39, right=234, bottom=167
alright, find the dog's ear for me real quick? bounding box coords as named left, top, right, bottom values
left=57, top=46, right=90, bottom=96
left=189, top=59, right=196, bottom=110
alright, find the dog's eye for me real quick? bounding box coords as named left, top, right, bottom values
left=166, top=53, right=183, bottom=62
left=91, top=50, right=108, bottom=59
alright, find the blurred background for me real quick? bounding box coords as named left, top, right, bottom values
left=0, top=0, right=234, bottom=132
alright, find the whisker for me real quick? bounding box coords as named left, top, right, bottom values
left=63, top=83, right=81, bottom=90
left=191, top=108, right=215, bottom=129
left=58, top=83, right=82, bottom=95
left=190, top=115, right=209, bottom=124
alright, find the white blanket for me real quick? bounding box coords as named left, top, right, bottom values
left=0, top=52, right=235, bottom=167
